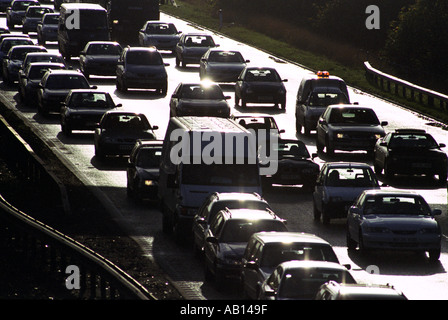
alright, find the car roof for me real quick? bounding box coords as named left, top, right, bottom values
left=327, top=104, right=373, bottom=110
left=136, top=139, right=163, bottom=146
left=68, top=89, right=109, bottom=94
left=213, top=192, right=264, bottom=202
left=251, top=231, right=331, bottom=245
left=329, top=283, right=405, bottom=298
left=183, top=32, right=212, bottom=37
left=126, top=46, right=158, bottom=52
left=87, top=41, right=121, bottom=46
left=220, top=208, right=281, bottom=221
left=28, top=62, right=65, bottom=68
left=280, top=260, right=348, bottom=271
left=324, top=162, right=372, bottom=169
left=361, top=189, right=419, bottom=197
left=103, top=110, right=145, bottom=116
left=47, top=69, right=84, bottom=76
left=25, top=52, right=62, bottom=57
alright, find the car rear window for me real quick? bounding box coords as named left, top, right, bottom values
left=45, top=75, right=89, bottom=89
left=220, top=219, right=287, bottom=242
left=126, top=50, right=163, bottom=65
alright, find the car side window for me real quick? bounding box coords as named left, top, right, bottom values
left=267, top=267, right=282, bottom=291
left=209, top=214, right=224, bottom=237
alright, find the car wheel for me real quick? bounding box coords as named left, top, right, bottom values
left=316, top=138, right=324, bottom=153
left=374, top=161, right=382, bottom=175
left=358, top=232, right=368, bottom=255
left=241, top=98, right=247, bottom=108
left=384, top=161, right=394, bottom=179
left=235, top=95, right=240, bottom=107
left=428, top=249, right=441, bottom=262
left=438, top=171, right=447, bottom=182
left=321, top=205, right=331, bottom=224
left=204, top=262, right=213, bottom=282
left=175, top=56, right=180, bottom=67
left=325, top=138, right=334, bottom=155
left=313, top=201, right=321, bottom=221
left=62, top=123, right=72, bottom=136
left=346, top=228, right=357, bottom=251
left=295, top=118, right=302, bottom=133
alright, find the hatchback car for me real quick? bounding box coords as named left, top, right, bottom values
left=199, top=49, right=249, bottom=83
left=259, top=260, right=356, bottom=300
left=60, top=89, right=119, bottom=135
left=37, top=69, right=92, bottom=116
left=313, top=162, right=380, bottom=224
left=2, top=44, right=47, bottom=84
left=18, top=62, right=66, bottom=105
left=37, top=12, right=59, bottom=45
left=126, top=139, right=163, bottom=201
left=0, top=36, right=34, bottom=61
left=241, top=232, right=340, bottom=300
left=79, top=41, right=122, bottom=78
left=6, top=0, right=39, bottom=28
left=315, top=281, right=407, bottom=300
left=169, top=82, right=231, bottom=117
left=260, top=138, right=319, bottom=190
left=175, top=33, right=218, bottom=68
left=203, top=208, right=287, bottom=287
left=235, top=67, right=288, bottom=110
left=138, top=20, right=181, bottom=52
left=373, top=128, right=447, bottom=182
left=346, top=190, right=442, bottom=262
left=21, top=5, right=53, bottom=34
left=116, top=46, right=168, bottom=94
left=192, top=192, right=272, bottom=256
left=94, top=110, right=158, bottom=159
left=316, top=104, right=388, bottom=156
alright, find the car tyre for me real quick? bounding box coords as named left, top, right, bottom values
left=313, top=201, right=321, bottom=221
left=428, top=249, right=441, bottom=262
left=346, top=229, right=357, bottom=251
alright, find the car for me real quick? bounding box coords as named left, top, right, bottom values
left=18, top=62, right=66, bottom=105
left=126, top=139, right=163, bottom=201
left=199, top=48, right=250, bottom=83
left=2, top=44, right=47, bottom=85
left=20, top=52, right=65, bottom=73
left=241, top=232, right=341, bottom=300
left=258, top=260, right=356, bottom=300
left=60, top=89, right=120, bottom=136
left=36, top=69, right=92, bottom=116
left=346, top=189, right=442, bottom=262
left=138, top=20, right=181, bottom=52
left=203, top=207, right=287, bottom=287
left=21, top=5, right=53, bottom=34
left=232, top=114, right=285, bottom=148
left=0, top=36, right=34, bottom=61
left=192, top=192, right=272, bottom=256
left=93, top=110, right=158, bottom=159
left=0, top=0, right=12, bottom=12
left=313, top=162, right=380, bottom=224
left=0, top=33, right=30, bottom=43
left=6, top=0, right=39, bottom=28
left=36, top=12, right=59, bottom=45
left=295, top=71, right=350, bottom=135
left=260, top=138, right=319, bottom=190
left=169, top=82, right=231, bottom=117
left=0, top=26, right=10, bottom=34
left=315, top=281, right=407, bottom=300
left=116, top=46, right=168, bottom=94
left=175, top=33, right=218, bottom=68
left=79, top=41, right=123, bottom=79
left=235, top=67, right=288, bottom=109
left=316, top=104, right=388, bottom=155
left=373, top=128, right=447, bottom=182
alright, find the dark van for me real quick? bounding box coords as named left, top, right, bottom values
left=58, top=3, right=110, bottom=60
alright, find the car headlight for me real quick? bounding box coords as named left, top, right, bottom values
left=144, top=180, right=158, bottom=186
left=336, top=133, right=348, bottom=139
left=364, top=226, right=391, bottom=233
left=374, top=134, right=382, bottom=140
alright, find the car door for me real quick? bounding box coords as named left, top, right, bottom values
left=116, top=50, right=126, bottom=80
left=375, top=133, right=390, bottom=169
left=347, top=193, right=365, bottom=241
left=316, top=107, right=330, bottom=147
left=169, top=83, right=181, bottom=116
left=192, top=195, right=214, bottom=249
left=313, top=165, right=327, bottom=212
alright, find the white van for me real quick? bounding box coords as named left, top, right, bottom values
left=158, top=116, right=263, bottom=239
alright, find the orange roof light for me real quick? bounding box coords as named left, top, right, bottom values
left=317, top=71, right=330, bottom=78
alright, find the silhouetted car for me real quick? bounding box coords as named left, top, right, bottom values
left=116, top=46, right=168, bottom=94
left=94, top=110, right=158, bottom=159
left=36, top=69, right=92, bottom=116
left=192, top=192, right=272, bottom=256
left=138, top=20, right=181, bottom=52
left=232, top=114, right=285, bottom=148
left=199, top=48, right=249, bottom=82
left=2, top=44, right=46, bottom=84
left=60, top=89, right=119, bottom=135
left=316, top=104, right=388, bottom=155
left=37, top=12, right=59, bottom=45
left=203, top=208, right=287, bottom=288
left=373, top=128, right=447, bottom=182
left=126, top=139, right=163, bottom=201
left=175, top=33, right=218, bottom=68
left=260, top=139, right=319, bottom=190
left=315, top=282, right=407, bottom=300
left=346, top=189, right=442, bottom=262
left=18, top=62, right=66, bottom=105
left=20, top=52, right=65, bottom=73
left=79, top=41, right=122, bottom=78
left=241, top=232, right=340, bottom=300
left=0, top=36, right=33, bottom=61
left=313, top=162, right=380, bottom=224
left=21, top=5, right=53, bottom=34
left=259, top=261, right=356, bottom=300
left=169, top=82, right=231, bottom=117
left=235, top=67, right=287, bottom=109
left=6, top=0, right=39, bottom=28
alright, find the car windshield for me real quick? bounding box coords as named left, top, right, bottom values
left=220, top=220, right=287, bottom=242
left=126, top=51, right=163, bottom=65
left=389, top=133, right=439, bottom=149
left=363, top=195, right=432, bottom=216
left=28, top=65, right=63, bottom=79
left=11, top=48, right=44, bottom=60
left=26, top=55, right=63, bottom=65
left=43, top=14, right=58, bottom=24
left=325, top=167, right=378, bottom=187
left=182, top=164, right=260, bottom=187
left=261, top=244, right=338, bottom=268
left=275, top=141, right=310, bottom=159
left=68, top=92, right=113, bottom=109
left=27, top=7, right=51, bottom=17
left=102, top=114, right=150, bottom=131
left=136, top=148, right=162, bottom=168
left=308, top=92, right=348, bottom=108
left=146, top=23, right=177, bottom=34
left=279, top=268, right=355, bottom=299
left=208, top=51, right=245, bottom=63
left=180, top=85, right=225, bottom=99
left=44, top=75, right=89, bottom=89
left=244, top=69, right=280, bottom=82
left=87, top=44, right=121, bottom=55
left=12, top=1, right=36, bottom=10
left=1, top=40, right=33, bottom=53
left=328, top=108, right=380, bottom=125
left=184, top=35, right=214, bottom=47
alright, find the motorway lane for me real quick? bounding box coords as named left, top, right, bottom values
left=1, top=12, right=448, bottom=299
